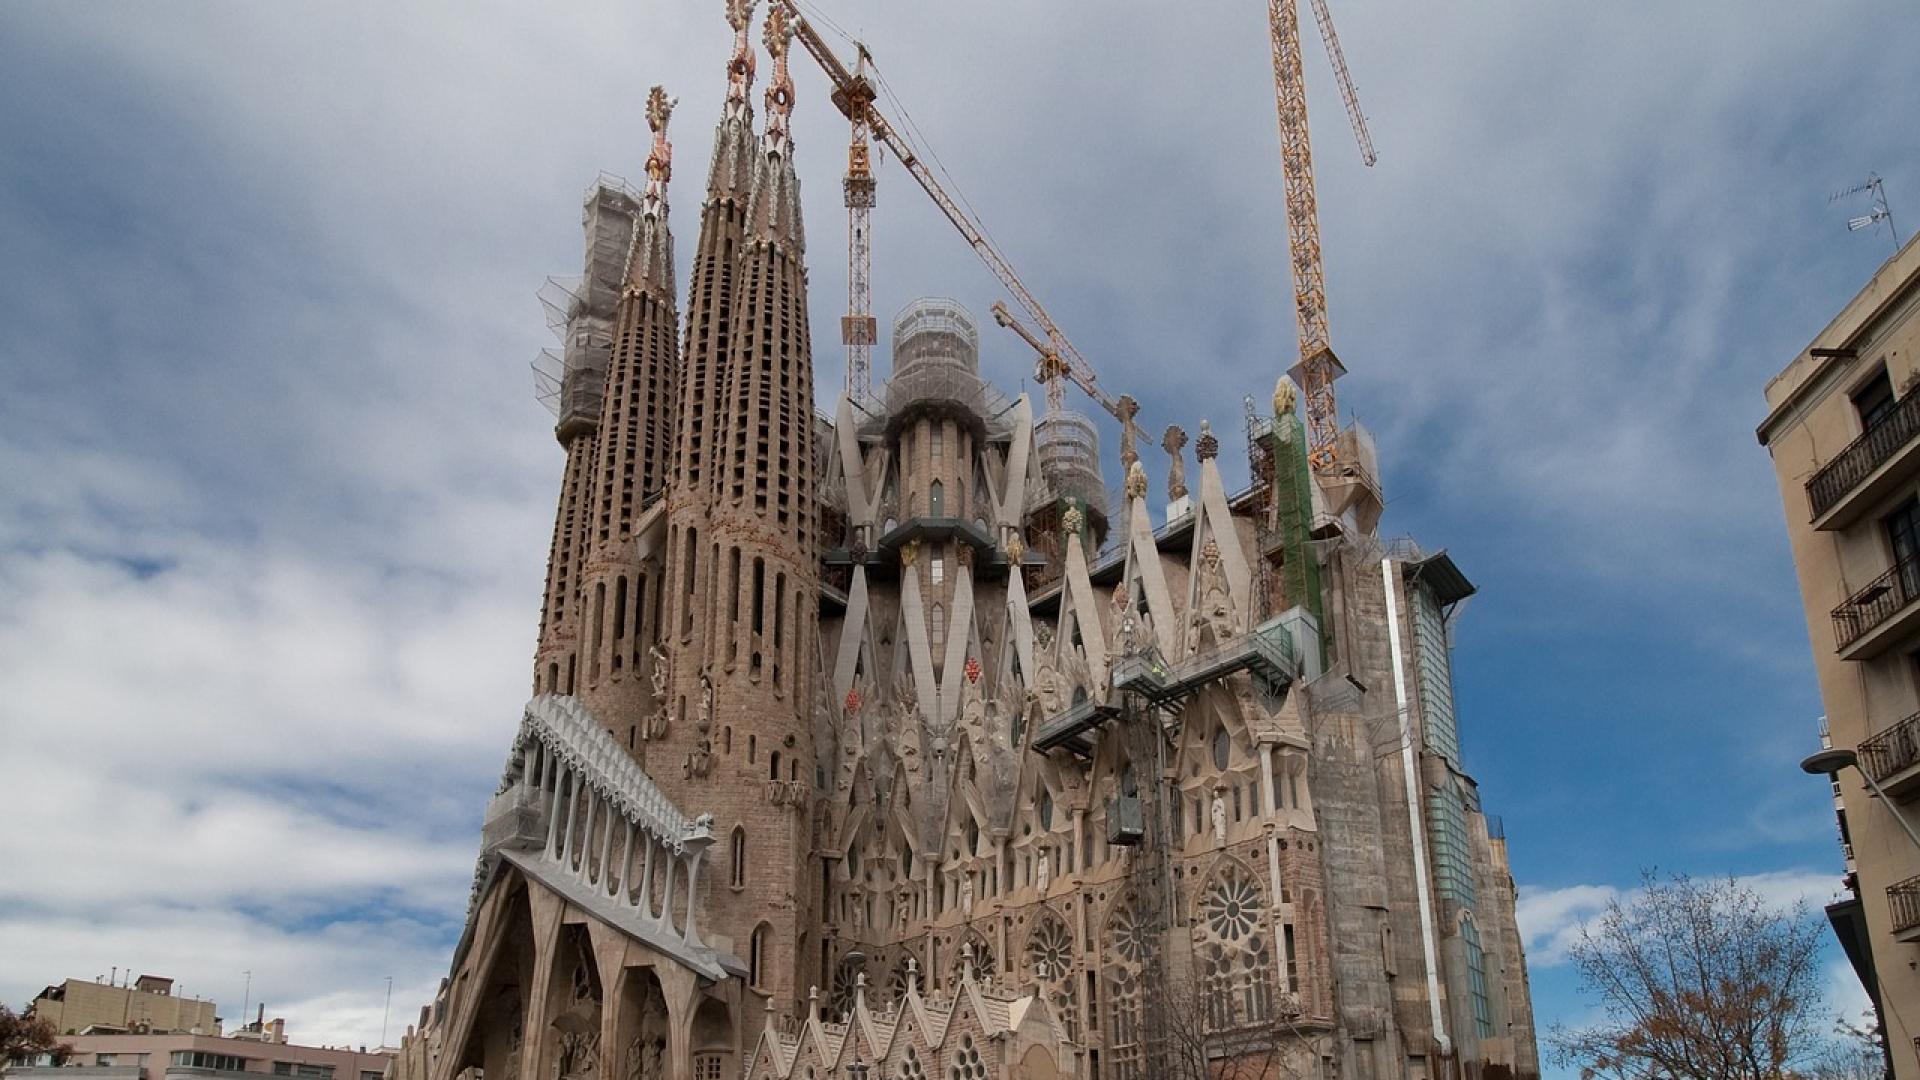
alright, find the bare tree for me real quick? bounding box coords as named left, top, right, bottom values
left=1, top=1004, right=70, bottom=1066
left=1548, top=872, right=1827, bottom=1080
left=1801, top=1013, right=1887, bottom=1080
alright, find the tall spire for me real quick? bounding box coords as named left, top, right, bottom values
left=761, top=5, right=795, bottom=155
left=642, top=85, right=675, bottom=217
left=625, top=85, right=678, bottom=299
left=724, top=0, right=758, bottom=117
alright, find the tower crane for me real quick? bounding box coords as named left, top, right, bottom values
left=990, top=301, right=1145, bottom=468
left=1268, top=0, right=1376, bottom=474
left=778, top=1, right=1143, bottom=453
left=839, top=44, right=878, bottom=401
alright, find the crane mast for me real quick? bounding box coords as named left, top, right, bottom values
left=781, top=2, right=1137, bottom=449
left=1268, top=0, right=1374, bottom=474
left=840, top=46, right=877, bottom=400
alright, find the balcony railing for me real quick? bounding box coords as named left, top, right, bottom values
left=1832, top=556, right=1920, bottom=651
left=1889, top=874, right=1920, bottom=936
left=1860, top=711, right=1920, bottom=785
left=1808, top=388, right=1920, bottom=519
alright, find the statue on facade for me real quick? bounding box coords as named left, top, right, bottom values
left=1036, top=849, right=1050, bottom=891
left=1211, top=788, right=1228, bottom=843
left=1162, top=424, right=1189, bottom=502
left=1189, top=537, right=1237, bottom=651
left=960, top=874, right=975, bottom=913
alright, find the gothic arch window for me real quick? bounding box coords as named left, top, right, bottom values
left=770, top=750, right=782, bottom=782
left=749, top=923, right=771, bottom=989
left=929, top=480, right=945, bottom=517
left=1212, top=725, right=1231, bottom=770
left=1102, top=892, right=1154, bottom=1080
left=1025, top=912, right=1078, bottom=1039
left=730, top=827, right=747, bottom=889
left=1194, top=860, right=1276, bottom=1032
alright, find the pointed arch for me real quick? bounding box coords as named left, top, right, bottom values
left=1100, top=890, right=1154, bottom=1080
left=1191, top=857, right=1277, bottom=1032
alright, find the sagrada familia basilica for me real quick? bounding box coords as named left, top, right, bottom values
left=390, top=5, right=1539, bottom=1080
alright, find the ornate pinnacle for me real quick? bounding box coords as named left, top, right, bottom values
left=1062, top=503, right=1085, bottom=535
left=1005, top=534, right=1026, bottom=564
left=1124, top=459, right=1149, bottom=501
left=763, top=4, right=796, bottom=152
left=1274, top=376, right=1298, bottom=419
left=724, top=0, right=759, bottom=109
left=643, top=86, right=676, bottom=216
left=1195, top=419, right=1219, bottom=461
left=1161, top=424, right=1189, bottom=501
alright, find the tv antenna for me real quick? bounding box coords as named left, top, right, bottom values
left=1831, top=172, right=1900, bottom=253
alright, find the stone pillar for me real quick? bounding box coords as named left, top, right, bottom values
left=562, top=772, right=581, bottom=864
left=1259, top=741, right=1278, bottom=814
left=547, top=764, right=567, bottom=857
left=657, top=964, right=701, bottom=1080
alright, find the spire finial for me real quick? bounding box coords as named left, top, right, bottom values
left=725, top=0, right=759, bottom=111
left=643, top=86, right=676, bottom=217
left=763, top=3, right=796, bottom=152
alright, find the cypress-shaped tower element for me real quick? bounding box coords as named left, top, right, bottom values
left=704, top=0, right=820, bottom=1007
left=661, top=0, right=758, bottom=696
left=533, top=182, right=641, bottom=697
left=574, top=87, right=682, bottom=742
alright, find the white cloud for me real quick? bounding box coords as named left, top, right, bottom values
left=0, top=0, right=1914, bottom=1056
left=1517, top=870, right=1845, bottom=968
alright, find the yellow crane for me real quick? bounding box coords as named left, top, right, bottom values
left=1268, top=0, right=1376, bottom=473
left=778, top=1, right=1138, bottom=448
left=990, top=300, right=1145, bottom=468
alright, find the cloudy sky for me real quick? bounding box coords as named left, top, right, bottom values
left=2, top=0, right=1915, bottom=1070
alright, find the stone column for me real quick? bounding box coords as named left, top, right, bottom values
left=562, top=771, right=581, bottom=864
left=657, top=964, right=701, bottom=1080
left=547, top=764, right=567, bottom=857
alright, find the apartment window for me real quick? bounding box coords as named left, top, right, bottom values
left=175, top=1053, right=248, bottom=1072
left=1855, top=368, right=1898, bottom=430
left=1885, top=498, right=1920, bottom=578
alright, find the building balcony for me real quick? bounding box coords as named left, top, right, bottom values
left=1808, top=388, right=1920, bottom=530
left=1832, top=557, right=1920, bottom=660
left=1888, top=873, right=1920, bottom=942
left=1860, top=711, right=1920, bottom=800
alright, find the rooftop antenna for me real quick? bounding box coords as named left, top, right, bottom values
left=1831, top=172, right=1900, bottom=254
left=380, top=976, right=393, bottom=1048
left=240, top=971, right=252, bottom=1030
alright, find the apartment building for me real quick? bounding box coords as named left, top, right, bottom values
left=1760, top=231, right=1920, bottom=1077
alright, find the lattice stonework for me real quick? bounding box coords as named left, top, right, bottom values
left=896, top=1046, right=925, bottom=1080
left=1195, top=861, right=1278, bottom=1033
left=1025, top=913, right=1079, bottom=1039
left=948, top=1036, right=985, bottom=1080
left=1103, top=893, right=1154, bottom=1080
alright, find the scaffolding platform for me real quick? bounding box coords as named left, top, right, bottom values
left=1030, top=697, right=1121, bottom=757
left=1110, top=619, right=1302, bottom=709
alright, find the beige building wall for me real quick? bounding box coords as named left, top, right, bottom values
left=7, top=1030, right=391, bottom=1080
left=1760, top=231, right=1920, bottom=1079
left=30, top=980, right=218, bottom=1038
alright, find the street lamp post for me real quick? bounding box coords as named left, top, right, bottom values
left=1800, top=747, right=1920, bottom=853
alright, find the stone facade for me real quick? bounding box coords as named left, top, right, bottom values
left=395, top=6, right=1537, bottom=1080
